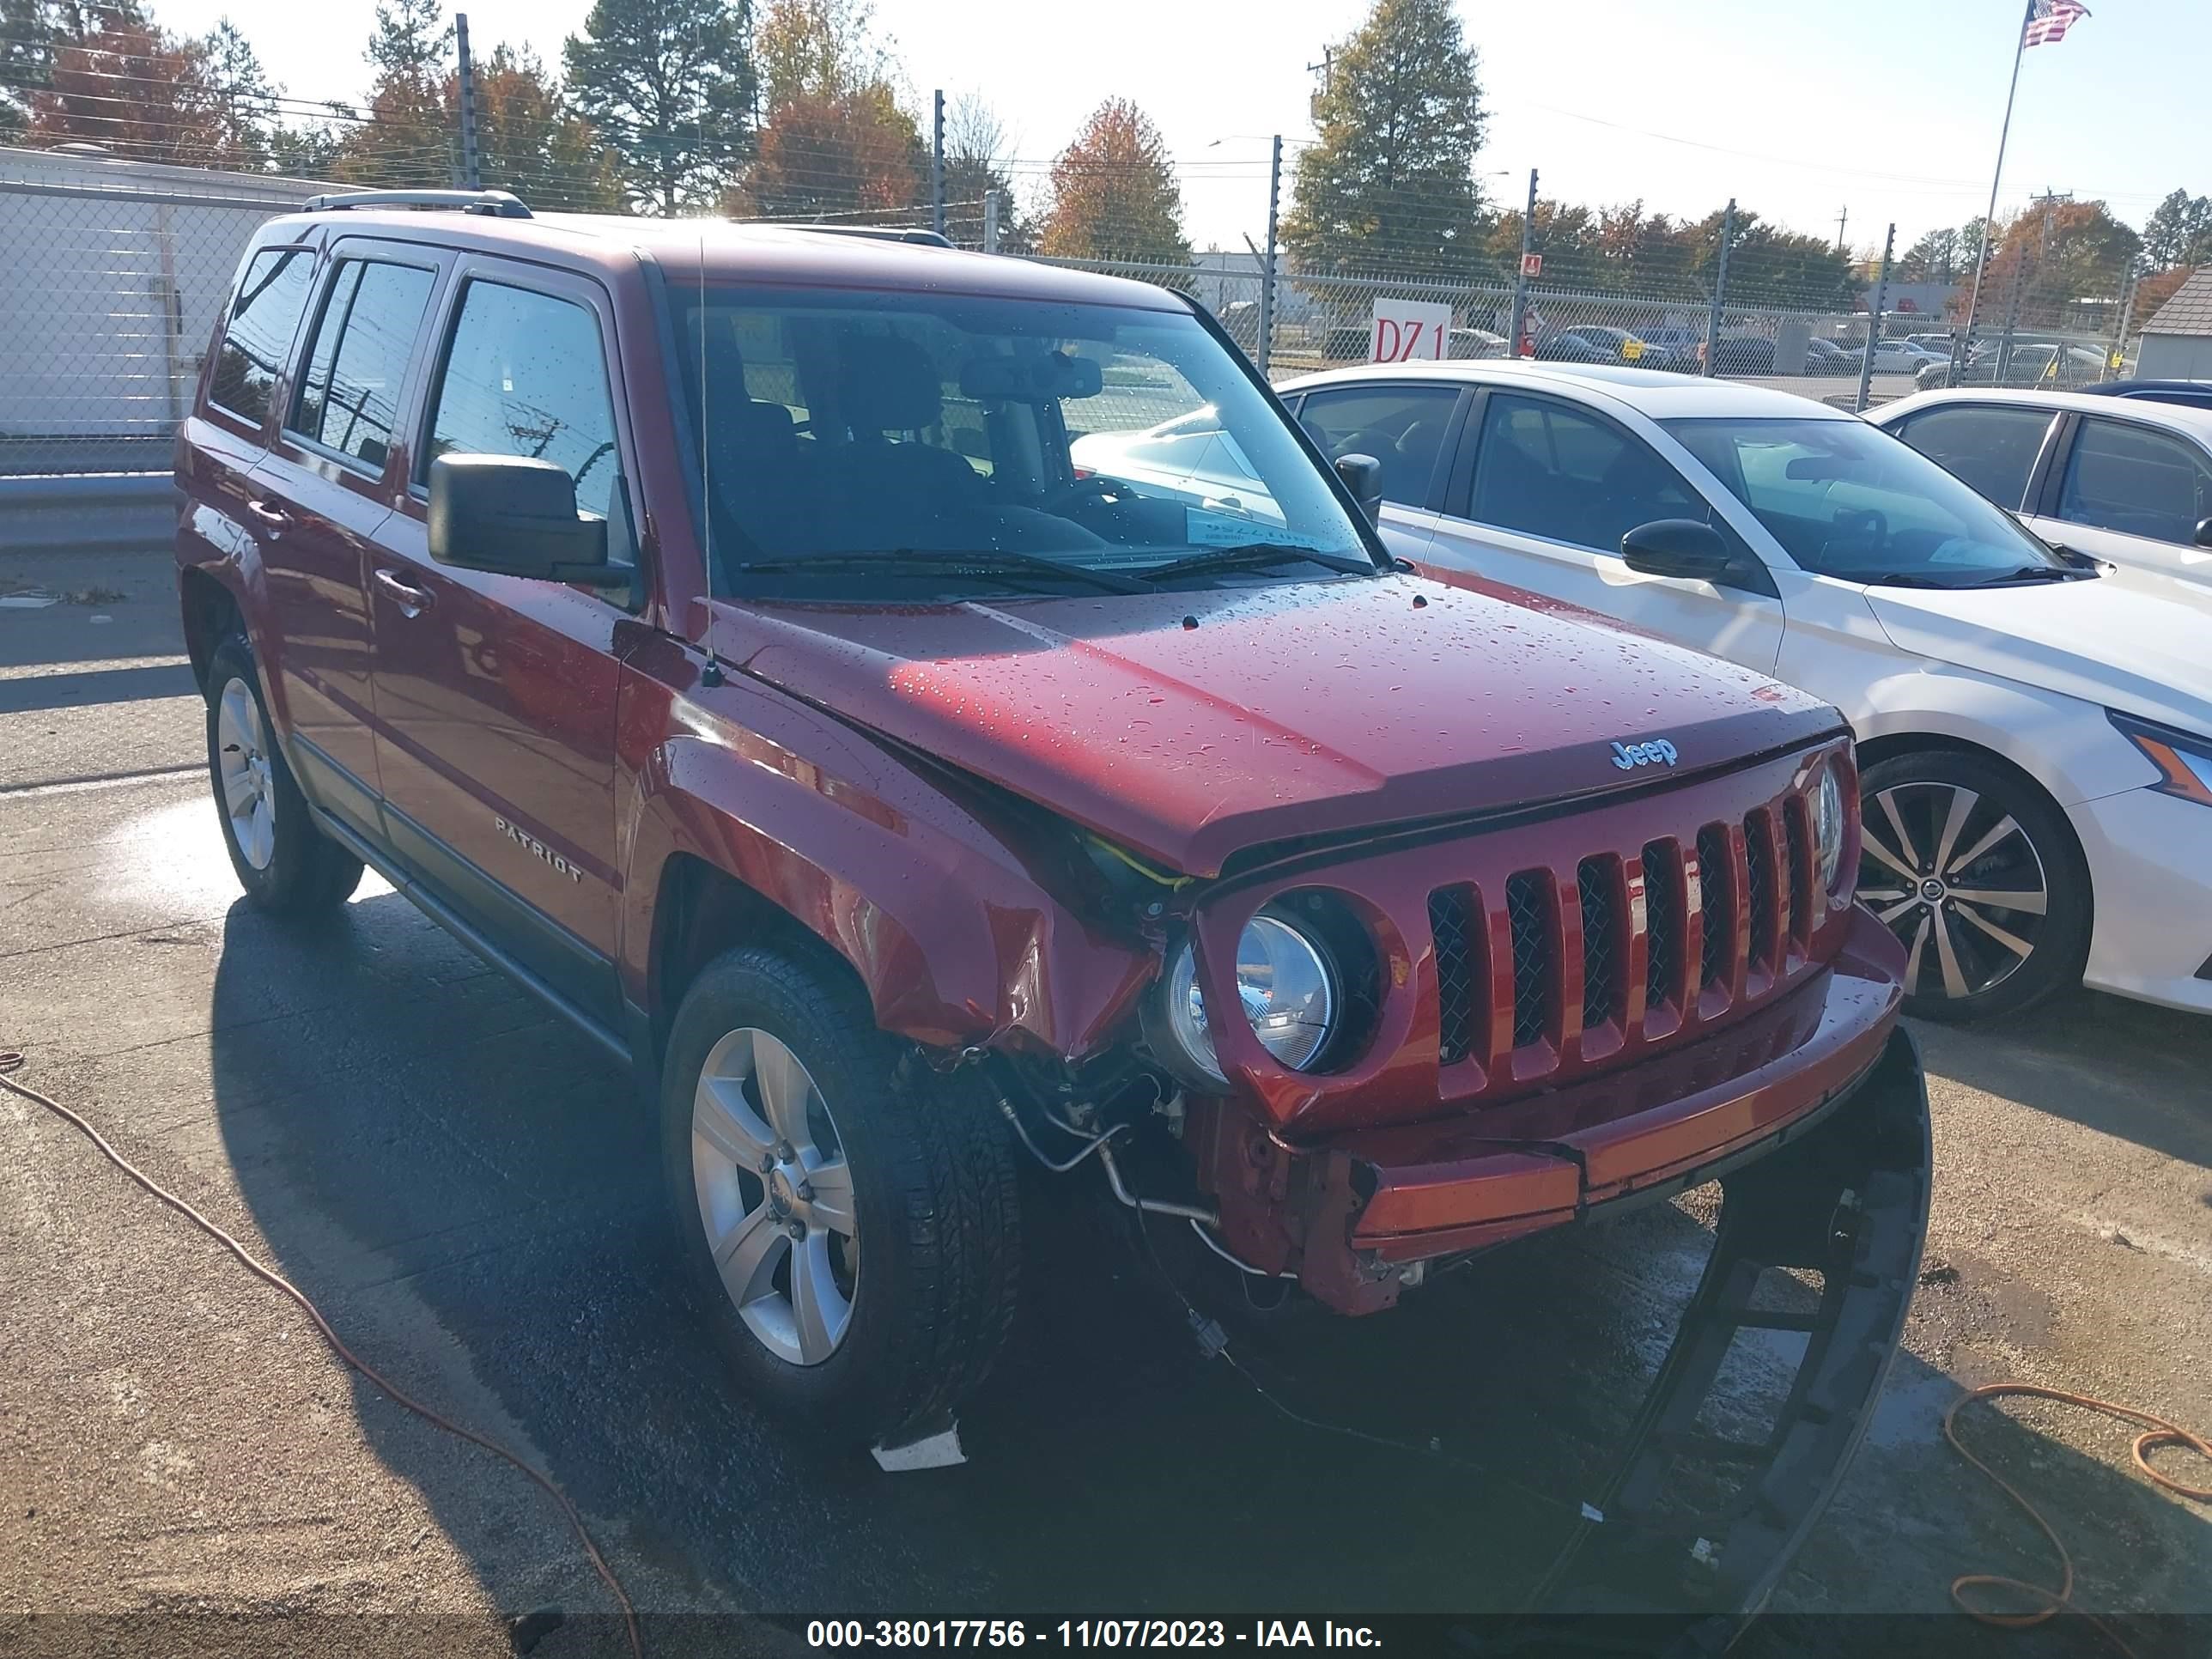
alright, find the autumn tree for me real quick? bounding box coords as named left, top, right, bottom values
left=740, top=0, right=921, bottom=222
left=1, top=0, right=134, bottom=137
left=1966, top=200, right=2141, bottom=325
left=1036, top=98, right=1188, bottom=264
left=474, top=44, right=622, bottom=210
left=331, top=0, right=453, bottom=186
left=565, top=0, right=755, bottom=214
left=1283, top=0, right=1486, bottom=276
left=27, top=12, right=231, bottom=165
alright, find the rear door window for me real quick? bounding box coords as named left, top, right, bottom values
left=424, top=280, right=621, bottom=518
left=289, top=258, right=437, bottom=470
left=1296, top=385, right=1460, bottom=508
left=2058, top=418, right=2212, bottom=544
left=1889, top=404, right=2054, bottom=507
left=209, top=246, right=314, bottom=426
left=1465, top=392, right=1708, bottom=552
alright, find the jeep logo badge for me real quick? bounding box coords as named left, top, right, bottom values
left=1611, top=738, right=1680, bottom=771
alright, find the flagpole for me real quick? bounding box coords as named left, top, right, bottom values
left=1952, top=3, right=2032, bottom=386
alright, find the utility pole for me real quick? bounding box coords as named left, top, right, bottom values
left=454, top=12, right=481, bottom=191
left=1855, top=222, right=1895, bottom=414
left=1256, top=134, right=1282, bottom=376
left=1509, top=167, right=1538, bottom=356
left=2108, top=259, right=2139, bottom=381
left=930, top=88, right=945, bottom=239
left=1834, top=204, right=1849, bottom=253
left=1703, top=198, right=1736, bottom=377
left=1306, top=47, right=1333, bottom=122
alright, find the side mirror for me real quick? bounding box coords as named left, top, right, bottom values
left=427, top=454, right=614, bottom=584
left=1334, top=453, right=1384, bottom=525
left=2196, top=518, right=2212, bottom=549
left=1621, top=518, right=1737, bottom=582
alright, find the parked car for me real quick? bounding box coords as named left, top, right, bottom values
left=2074, top=378, right=2212, bottom=412
left=1710, top=336, right=1778, bottom=375
left=1530, top=326, right=1617, bottom=364
left=1801, top=338, right=1856, bottom=376
left=1280, top=360, right=2212, bottom=1020
left=176, top=191, right=1926, bottom=1497
left=1547, top=325, right=1685, bottom=369
left=1871, top=388, right=2212, bottom=591
left=1903, top=333, right=1958, bottom=357
left=1847, top=341, right=1943, bottom=374
left=1914, top=343, right=2105, bottom=392
left=1638, top=326, right=1709, bottom=370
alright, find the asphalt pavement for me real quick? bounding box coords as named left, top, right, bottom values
left=2, top=548, right=2206, bottom=1658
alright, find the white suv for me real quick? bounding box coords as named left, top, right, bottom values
left=1280, top=360, right=2212, bottom=1020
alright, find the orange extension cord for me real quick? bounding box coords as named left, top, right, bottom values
left=1943, top=1382, right=2211, bottom=1656
left=0, top=1050, right=642, bottom=1659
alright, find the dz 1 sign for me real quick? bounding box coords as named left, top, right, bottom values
left=1370, top=297, right=1453, bottom=363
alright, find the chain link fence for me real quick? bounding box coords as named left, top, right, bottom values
left=0, top=140, right=2150, bottom=486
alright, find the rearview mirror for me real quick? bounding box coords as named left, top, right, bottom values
left=1784, top=454, right=1848, bottom=482
left=1621, top=519, right=1736, bottom=582
left=2197, top=518, right=2212, bottom=549
left=427, top=454, right=615, bottom=584
left=1334, top=453, right=1383, bottom=525
left=957, top=352, right=1103, bottom=402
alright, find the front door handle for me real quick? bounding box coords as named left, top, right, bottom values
left=245, top=499, right=291, bottom=537
left=372, top=567, right=434, bottom=618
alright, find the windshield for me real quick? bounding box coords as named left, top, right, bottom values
left=1662, top=416, right=2066, bottom=586
left=668, top=285, right=1375, bottom=599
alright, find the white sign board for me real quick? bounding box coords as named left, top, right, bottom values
left=1370, top=298, right=1453, bottom=363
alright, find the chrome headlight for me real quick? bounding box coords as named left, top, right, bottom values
left=1155, top=911, right=1339, bottom=1086
left=1813, top=761, right=1847, bottom=892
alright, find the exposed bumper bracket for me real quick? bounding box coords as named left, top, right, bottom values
left=1510, top=1026, right=1932, bottom=1648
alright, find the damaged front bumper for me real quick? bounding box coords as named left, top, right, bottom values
left=1195, top=905, right=1905, bottom=1316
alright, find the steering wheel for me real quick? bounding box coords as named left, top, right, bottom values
left=1832, top=507, right=1888, bottom=549
left=1042, top=473, right=1127, bottom=515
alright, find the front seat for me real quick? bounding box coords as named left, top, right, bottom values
left=831, top=334, right=982, bottom=549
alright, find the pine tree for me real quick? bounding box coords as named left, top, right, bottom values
left=564, top=0, right=755, bottom=215
left=1036, top=99, right=1188, bottom=264
left=1283, top=0, right=1486, bottom=277
left=472, top=44, right=623, bottom=212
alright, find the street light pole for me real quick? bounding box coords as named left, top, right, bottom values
left=1510, top=167, right=1538, bottom=356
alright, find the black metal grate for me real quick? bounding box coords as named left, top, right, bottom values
left=1745, top=811, right=1776, bottom=970
left=1577, top=858, right=1622, bottom=1030
left=1642, top=840, right=1680, bottom=1012
left=1429, top=885, right=1480, bottom=1066
left=1505, top=872, right=1553, bottom=1048
left=1784, top=799, right=1812, bottom=950
left=1697, top=824, right=1731, bottom=991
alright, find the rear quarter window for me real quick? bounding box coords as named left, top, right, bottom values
left=209, top=247, right=315, bottom=426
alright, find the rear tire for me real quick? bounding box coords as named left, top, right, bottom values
left=1856, top=750, right=2088, bottom=1022
left=660, top=945, right=1020, bottom=1444
left=204, top=633, right=363, bottom=917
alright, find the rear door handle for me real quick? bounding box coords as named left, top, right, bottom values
left=372, top=567, right=434, bottom=618
left=245, top=499, right=290, bottom=536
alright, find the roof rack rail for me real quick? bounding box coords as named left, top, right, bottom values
left=301, top=188, right=532, bottom=220
left=762, top=223, right=954, bottom=249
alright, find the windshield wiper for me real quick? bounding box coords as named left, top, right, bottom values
left=729, top=549, right=1151, bottom=596
left=1969, top=564, right=2088, bottom=586
left=1134, top=542, right=1380, bottom=583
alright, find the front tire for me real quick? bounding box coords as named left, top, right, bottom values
left=660, top=945, right=1020, bottom=1444
left=1856, top=750, right=2089, bottom=1022
left=204, top=634, right=363, bottom=916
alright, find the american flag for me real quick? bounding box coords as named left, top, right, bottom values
left=2023, top=0, right=2090, bottom=47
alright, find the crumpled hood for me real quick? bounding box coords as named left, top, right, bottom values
left=710, top=574, right=1839, bottom=876
left=1863, top=567, right=2212, bottom=738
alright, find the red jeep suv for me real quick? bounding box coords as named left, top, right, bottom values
left=176, top=189, right=1927, bottom=1607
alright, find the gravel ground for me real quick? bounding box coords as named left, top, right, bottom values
left=1, top=554, right=2205, bottom=1658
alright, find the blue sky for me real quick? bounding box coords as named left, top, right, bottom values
left=153, top=0, right=2209, bottom=250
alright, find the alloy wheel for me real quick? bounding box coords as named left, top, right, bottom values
left=216, top=677, right=276, bottom=872
left=690, top=1028, right=859, bottom=1366
left=1858, top=781, right=2050, bottom=1003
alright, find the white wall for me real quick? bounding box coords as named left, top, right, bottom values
left=0, top=147, right=319, bottom=471
left=2136, top=333, right=2212, bottom=380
